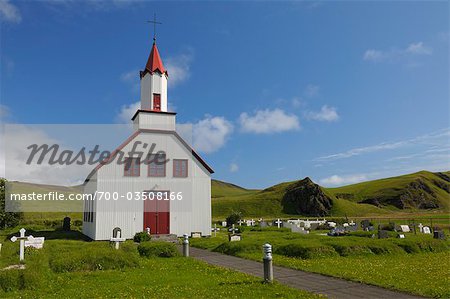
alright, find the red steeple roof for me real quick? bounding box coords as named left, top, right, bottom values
left=144, top=42, right=167, bottom=75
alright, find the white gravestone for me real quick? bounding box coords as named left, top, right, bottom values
left=229, top=235, right=241, bottom=242
left=275, top=219, right=282, bottom=228
left=399, top=225, right=410, bottom=233
left=327, top=222, right=337, bottom=228
left=246, top=219, right=255, bottom=226
left=221, top=221, right=227, bottom=227
left=423, top=226, right=431, bottom=234
left=418, top=223, right=424, bottom=233
left=25, top=237, right=45, bottom=249
left=10, top=228, right=34, bottom=262
left=110, top=231, right=126, bottom=250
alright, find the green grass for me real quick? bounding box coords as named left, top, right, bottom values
left=190, top=229, right=450, bottom=298
left=0, top=229, right=320, bottom=299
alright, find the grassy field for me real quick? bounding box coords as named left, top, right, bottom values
left=190, top=229, right=450, bottom=298
left=0, top=228, right=319, bottom=299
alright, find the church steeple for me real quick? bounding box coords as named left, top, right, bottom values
left=144, top=42, right=167, bottom=75
left=139, top=40, right=169, bottom=112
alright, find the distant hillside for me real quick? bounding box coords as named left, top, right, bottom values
left=211, top=179, right=255, bottom=198
left=211, top=171, right=450, bottom=219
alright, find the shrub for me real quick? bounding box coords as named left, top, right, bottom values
left=73, top=220, right=83, bottom=227
left=330, top=244, right=373, bottom=257
left=226, top=211, right=242, bottom=227
left=137, top=241, right=179, bottom=258
left=133, top=232, right=151, bottom=243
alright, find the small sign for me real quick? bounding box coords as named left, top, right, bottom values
left=191, top=232, right=202, bottom=238
left=229, top=234, right=241, bottom=242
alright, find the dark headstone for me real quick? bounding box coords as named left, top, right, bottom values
left=113, top=227, right=122, bottom=238
left=361, top=220, right=371, bottom=230
left=309, top=223, right=319, bottom=230
left=260, top=221, right=268, bottom=228
left=328, top=227, right=346, bottom=236
left=368, top=226, right=375, bottom=232
left=434, top=231, right=446, bottom=240
left=378, top=230, right=389, bottom=239
left=63, top=217, right=71, bottom=231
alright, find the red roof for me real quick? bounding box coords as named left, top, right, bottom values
left=144, top=42, right=167, bottom=75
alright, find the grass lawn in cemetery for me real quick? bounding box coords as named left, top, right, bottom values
left=0, top=228, right=320, bottom=299
left=190, top=228, right=450, bottom=298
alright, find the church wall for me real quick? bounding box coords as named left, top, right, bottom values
left=90, top=132, right=211, bottom=240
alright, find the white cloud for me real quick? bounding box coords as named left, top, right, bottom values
left=363, top=41, right=433, bottom=63
left=229, top=163, right=239, bottom=173
left=405, top=42, right=432, bottom=55
left=316, top=128, right=450, bottom=162
left=0, top=0, right=21, bottom=23
left=363, top=49, right=384, bottom=62
left=166, top=49, right=193, bottom=87
left=305, top=105, right=339, bottom=122
left=189, top=116, right=233, bottom=153
left=239, top=108, right=300, bottom=134
left=116, top=101, right=139, bottom=124
left=320, top=174, right=368, bottom=187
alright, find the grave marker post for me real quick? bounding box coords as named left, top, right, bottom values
left=10, top=228, right=34, bottom=262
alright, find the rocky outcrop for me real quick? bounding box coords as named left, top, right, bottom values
left=358, top=178, right=441, bottom=209
left=281, top=177, right=333, bottom=216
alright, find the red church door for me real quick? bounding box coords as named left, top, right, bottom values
left=153, top=94, right=161, bottom=111
left=143, top=191, right=170, bottom=235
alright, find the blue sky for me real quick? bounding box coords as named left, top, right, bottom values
left=0, top=1, right=449, bottom=188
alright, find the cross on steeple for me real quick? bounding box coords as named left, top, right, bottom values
left=147, top=14, right=162, bottom=42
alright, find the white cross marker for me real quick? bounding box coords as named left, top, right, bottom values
left=237, top=219, right=244, bottom=226
left=275, top=219, right=282, bottom=229
left=212, top=224, right=219, bottom=237
left=10, top=228, right=34, bottom=261
left=110, top=231, right=126, bottom=250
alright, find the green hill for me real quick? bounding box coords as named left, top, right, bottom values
left=211, top=171, right=450, bottom=219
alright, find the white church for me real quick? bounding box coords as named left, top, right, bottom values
left=82, top=38, right=213, bottom=240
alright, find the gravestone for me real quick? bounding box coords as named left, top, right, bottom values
left=25, top=237, right=45, bottom=249
left=361, top=219, right=371, bottom=230
left=191, top=232, right=202, bottom=238
left=368, top=226, right=375, bottom=231
left=221, top=221, right=227, bottom=227
left=343, top=223, right=349, bottom=227
left=63, top=217, right=71, bottom=231
left=110, top=230, right=125, bottom=250
left=328, top=227, right=346, bottom=236
left=274, top=219, right=283, bottom=228
left=423, top=226, right=431, bottom=234
left=397, top=234, right=405, bottom=239
left=327, top=221, right=337, bottom=228
left=292, top=226, right=309, bottom=234
left=229, top=234, right=241, bottom=242
left=378, top=230, right=389, bottom=239
left=237, top=219, right=245, bottom=226
left=399, top=225, right=410, bottom=233
left=212, top=224, right=219, bottom=237
left=246, top=219, right=255, bottom=226
left=260, top=221, right=268, bottom=228
left=309, top=223, right=319, bottom=230
left=10, top=228, right=34, bottom=261
left=418, top=223, right=424, bottom=233
left=434, top=231, right=445, bottom=240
